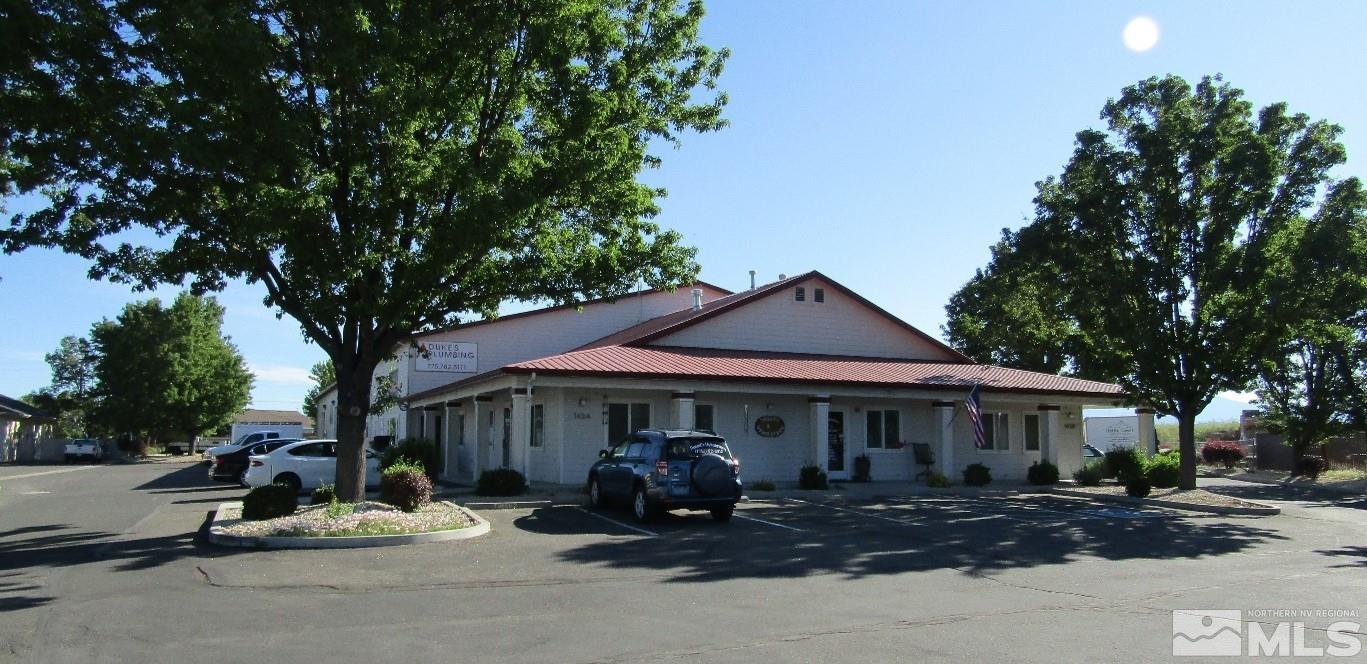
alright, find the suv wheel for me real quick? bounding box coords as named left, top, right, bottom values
left=631, top=486, right=654, bottom=523
left=588, top=477, right=604, bottom=508
left=711, top=505, right=734, bottom=522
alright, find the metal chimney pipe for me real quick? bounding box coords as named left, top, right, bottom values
left=748, top=270, right=756, bottom=290
left=691, top=288, right=703, bottom=311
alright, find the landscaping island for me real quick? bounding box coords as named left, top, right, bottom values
left=209, top=500, right=489, bottom=549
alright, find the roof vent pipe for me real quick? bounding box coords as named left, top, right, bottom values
left=691, top=288, right=704, bottom=311
left=748, top=270, right=756, bottom=290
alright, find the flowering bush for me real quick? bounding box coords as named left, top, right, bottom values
left=1200, top=440, right=1245, bottom=468
left=380, top=460, right=433, bottom=512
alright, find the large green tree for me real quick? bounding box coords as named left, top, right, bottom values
left=301, top=359, right=335, bottom=421
left=24, top=335, right=100, bottom=437
left=1255, top=180, right=1367, bottom=462
left=946, top=75, right=1355, bottom=489
left=89, top=293, right=253, bottom=446
left=1, top=1, right=727, bottom=500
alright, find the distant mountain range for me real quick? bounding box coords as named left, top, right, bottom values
left=1084, top=394, right=1252, bottom=424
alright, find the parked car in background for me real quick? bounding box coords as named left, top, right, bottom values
left=587, top=429, right=742, bottom=523
left=243, top=439, right=380, bottom=493
left=202, top=430, right=283, bottom=464
left=1082, top=443, right=1104, bottom=462
left=209, top=438, right=301, bottom=486
left=64, top=438, right=103, bottom=463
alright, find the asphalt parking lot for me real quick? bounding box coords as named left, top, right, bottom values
left=2, top=462, right=1364, bottom=663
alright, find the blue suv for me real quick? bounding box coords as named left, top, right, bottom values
left=587, top=429, right=742, bottom=523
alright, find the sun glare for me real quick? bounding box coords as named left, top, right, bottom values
left=1122, top=16, right=1160, bottom=52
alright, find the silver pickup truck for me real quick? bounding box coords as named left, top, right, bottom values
left=64, top=438, right=104, bottom=463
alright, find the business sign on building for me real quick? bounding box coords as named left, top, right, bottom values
left=415, top=342, right=478, bottom=373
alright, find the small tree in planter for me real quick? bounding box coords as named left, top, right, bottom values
left=852, top=454, right=872, bottom=482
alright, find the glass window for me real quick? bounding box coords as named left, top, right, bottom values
left=610, top=442, right=629, bottom=459
left=531, top=404, right=544, bottom=448
left=866, top=409, right=900, bottom=448
left=981, top=413, right=1010, bottom=451
left=795, top=287, right=805, bottom=301
left=694, top=404, right=715, bottom=433
left=608, top=403, right=630, bottom=444
left=630, top=403, right=650, bottom=429
left=288, top=443, right=324, bottom=457
left=1024, top=414, right=1040, bottom=451
left=625, top=441, right=647, bottom=459
left=814, top=288, right=825, bottom=303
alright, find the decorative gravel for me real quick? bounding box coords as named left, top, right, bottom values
left=218, top=501, right=479, bottom=538
left=1065, top=485, right=1265, bottom=509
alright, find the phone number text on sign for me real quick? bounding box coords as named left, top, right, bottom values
left=416, top=342, right=478, bottom=373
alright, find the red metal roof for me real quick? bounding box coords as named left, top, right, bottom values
left=506, top=345, right=1124, bottom=399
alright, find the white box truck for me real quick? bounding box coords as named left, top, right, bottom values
left=229, top=420, right=305, bottom=446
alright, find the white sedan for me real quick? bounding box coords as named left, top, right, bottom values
left=243, top=439, right=381, bottom=493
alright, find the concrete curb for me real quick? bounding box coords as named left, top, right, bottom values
left=207, top=501, right=491, bottom=549
left=1050, top=487, right=1280, bottom=516
left=461, top=500, right=555, bottom=510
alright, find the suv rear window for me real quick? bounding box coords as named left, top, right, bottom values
left=666, top=437, right=732, bottom=460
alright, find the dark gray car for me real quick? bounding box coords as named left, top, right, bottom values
left=587, top=429, right=742, bottom=523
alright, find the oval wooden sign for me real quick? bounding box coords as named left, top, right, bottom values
left=754, top=415, right=785, bottom=438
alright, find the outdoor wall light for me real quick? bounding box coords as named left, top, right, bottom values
left=578, top=397, right=588, bottom=407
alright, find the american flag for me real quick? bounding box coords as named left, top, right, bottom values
left=965, top=383, right=985, bottom=449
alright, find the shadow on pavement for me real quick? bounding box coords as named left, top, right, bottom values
left=555, top=498, right=1287, bottom=583
left=1203, top=482, right=1367, bottom=510
left=1315, top=546, right=1367, bottom=569
left=132, top=463, right=221, bottom=491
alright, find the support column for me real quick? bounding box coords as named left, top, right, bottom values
left=472, top=395, right=492, bottom=482
left=809, top=396, right=831, bottom=470
left=933, top=400, right=956, bottom=477
left=671, top=391, right=696, bottom=430
left=443, top=401, right=461, bottom=481
left=512, top=388, right=531, bottom=481
left=1039, top=404, right=1061, bottom=467
left=1136, top=407, right=1157, bottom=455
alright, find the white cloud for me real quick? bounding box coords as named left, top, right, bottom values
left=248, top=364, right=314, bottom=386
left=1217, top=390, right=1259, bottom=404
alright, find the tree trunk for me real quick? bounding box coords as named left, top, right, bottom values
left=333, top=366, right=376, bottom=502
left=1177, top=410, right=1198, bottom=490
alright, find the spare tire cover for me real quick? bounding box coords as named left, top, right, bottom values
left=692, top=453, right=733, bottom=497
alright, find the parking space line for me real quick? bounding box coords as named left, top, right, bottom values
left=573, top=507, right=660, bottom=537
left=732, top=513, right=804, bottom=532
left=786, top=498, right=927, bottom=526
left=1, top=465, right=97, bottom=481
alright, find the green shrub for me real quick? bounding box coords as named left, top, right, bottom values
left=1103, top=447, right=1145, bottom=482
left=241, top=484, right=298, bottom=521
left=476, top=468, right=527, bottom=496
left=962, top=463, right=992, bottom=487
left=1125, top=476, right=1152, bottom=497
left=379, top=438, right=439, bottom=478
left=310, top=483, right=337, bottom=506
left=927, top=472, right=951, bottom=488
left=1073, top=461, right=1105, bottom=486
left=1294, top=455, right=1328, bottom=479
left=380, top=460, right=434, bottom=512
left=324, top=498, right=355, bottom=519
left=1144, top=453, right=1181, bottom=488
left=750, top=479, right=777, bottom=491
left=1026, top=460, right=1060, bottom=485
left=798, top=464, right=829, bottom=490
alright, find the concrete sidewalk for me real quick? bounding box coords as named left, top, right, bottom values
left=434, top=479, right=1050, bottom=508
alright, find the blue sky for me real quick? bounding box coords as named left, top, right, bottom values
left=2, top=1, right=1364, bottom=419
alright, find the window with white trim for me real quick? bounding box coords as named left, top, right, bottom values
left=865, top=409, right=900, bottom=449
left=1024, top=413, right=1040, bottom=451
left=980, top=413, right=1010, bottom=451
